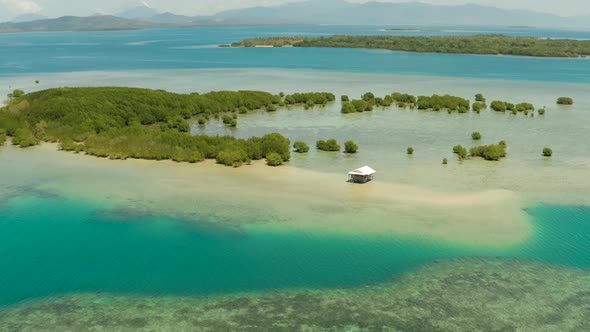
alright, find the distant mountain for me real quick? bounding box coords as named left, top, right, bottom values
left=11, top=14, right=48, bottom=23
left=0, top=15, right=161, bottom=33
left=1, top=1, right=588, bottom=33
left=117, top=4, right=159, bottom=20
left=147, top=12, right=196, bottom=24
left=195, top=0, right=590, bottom=28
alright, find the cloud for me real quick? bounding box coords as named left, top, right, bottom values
left=0, top=0, right=42, bottom=14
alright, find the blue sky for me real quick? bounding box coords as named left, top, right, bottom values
left=1, top=0, right=589, bottom=21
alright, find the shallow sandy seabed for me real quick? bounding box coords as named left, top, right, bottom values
left=0, top=257, right=588, bottom=332
left=0, top=144, right=531, bottom=247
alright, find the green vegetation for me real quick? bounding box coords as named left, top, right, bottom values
left=342, top=99, right=373, bottom=113
left=341, top=95, right=349, bottom=102
left=470, top=142, right=507, bottom=161
left=0, top=87, right=293, bottom=167
left=266, top=152, right=284, bottom=166
left=453, top=145, right=468, bottom=160
left=472, top=102, right=486, bottom=113
left=407, top=147, right=414, bottom=155
left=543, top=147, right=553, bottom=157
left=475, top=93, right=486, bottom=102
left=7, top=89, right=25, bottom=99
left=417, top=94, right=470, bottom=112
left=557, top=97, right=574, bottom=105
left=516, top=102, right=535, bottom=112
left=316, top=139, right=340, bottom=152
left=391, top=93, right=417, bottom=105
left=471, top=132, right=482, bottom=140
left=344, top=141, right=358, bottom=154
left=490, top=101, right=507, bottom=112
left=442, top=158, right=448, bottom=165
left=35, top=80, right=40, bottom=84
left=284, top=92, right=335, bottom=106
left=234, top=35, right=590, bottom=58
left=293, top=141, right=310, bottom=153
left=491, top=100, right=532, bottom=114
left=266, top=104, right=277, bottom=112
left=538, top=108, right=546, bottom=115
left=222, top=115, right=237, bottom=127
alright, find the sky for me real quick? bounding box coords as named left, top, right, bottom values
left=1, top=0, right=589, bottom=21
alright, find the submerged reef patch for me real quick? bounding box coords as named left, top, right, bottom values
left=0, top=257, right=588, bottom=331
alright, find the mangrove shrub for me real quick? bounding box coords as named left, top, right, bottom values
left=317, top=139, right=340, bottom=151
left=344, top=141, right=359, bottom=154
left=293, top=141, right=310, bottom=153
left=543, top=147, right=553, bottom=157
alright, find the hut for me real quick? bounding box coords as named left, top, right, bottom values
left=348, top=166, right=376, bottom=183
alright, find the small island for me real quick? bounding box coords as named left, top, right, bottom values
left=230, top=35, right=590, bottom=58
left=1, top=87, right=291, bottom=167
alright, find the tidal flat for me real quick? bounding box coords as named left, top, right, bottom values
left=0, top=258, right=588, bottom=331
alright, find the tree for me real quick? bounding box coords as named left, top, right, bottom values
left=516, top=102, right=534, bottom=112
left=470, top=142, right=507, bottom=161
left=472, top=132, right=482, bottom=140
left=362, top=92, right=375, bottom=102
left=475, top=93, right=486, bottom=102
left=442, top=158, right=448, bottom=165
left=266, top=104, right=277, bottom=112
left=472, top=102, right=485, bottom=113
left=10, top=89, right=25, bottom=98
left=543, top=147, right=553, bottom=157
left=557, top=97, right=573, bottom=105
left=317, top=139, right=340, bottom=151
left=383, top=95, right=393, bottom=107
left=293, top=141, right=310, bottom=153
left=216, top=148, right=249, bottom=167
left=490, top=101, right=507, bottom=112
left=453, top=145, right=468, bottom=160
left=407, top=147, right=414, bottom=155
left=341, top=103, right=356, bottom=114
left=11, top=128, right=40, bottom=147
left=261, top=133, right=291, bottom=161
left=344, top=141, right=358, bottom=153
left=341, top=95, right=350, bottom=102
left=198, top=117, right=207, bottom=125
left=266, top=152, right=284, bottom=166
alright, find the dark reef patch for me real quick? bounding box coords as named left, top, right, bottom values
left=0, top=257, right=588, bottom=331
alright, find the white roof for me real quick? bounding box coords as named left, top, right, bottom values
left=348, top=166, right=376, bottom=176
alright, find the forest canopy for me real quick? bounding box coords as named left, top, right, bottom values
left=232, top=35, right=590, bottom=58
left=0, top=87, right=290, bottom=167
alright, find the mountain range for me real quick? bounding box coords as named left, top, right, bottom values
left=2, top=0, right=589, bottom=33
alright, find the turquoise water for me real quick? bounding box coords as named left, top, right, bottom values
left=1, top=25, right=590, bottom=82
left=0, top=194, right=588, bottom=308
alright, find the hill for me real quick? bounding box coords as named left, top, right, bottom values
left=198, top=0, right=589, bottom=28
left=0, top=15, right=162, bottom=33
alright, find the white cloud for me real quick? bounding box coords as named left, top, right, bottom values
left=0, top=0, right=42, bottom=14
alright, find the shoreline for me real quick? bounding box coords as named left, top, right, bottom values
left=1, top=143, right=532, bottom=247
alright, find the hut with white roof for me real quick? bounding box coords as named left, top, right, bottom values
left=348, top=166, right=376, bottom=183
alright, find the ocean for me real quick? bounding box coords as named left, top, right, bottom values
left=0, top=24, right=589, bottom=330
